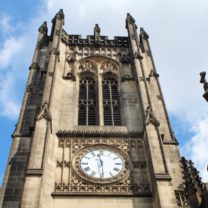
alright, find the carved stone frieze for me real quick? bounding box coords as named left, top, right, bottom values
left=100, top=61, right=119, bottom=76
left=54, top=182, right=151, bottom=195
left=78, top=60, right=97, bottom=75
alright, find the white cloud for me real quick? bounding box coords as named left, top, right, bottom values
left=181, top=118, right=208, bottom=182
left=0, top=38, right=22, bottom=69
left=0, top=15, right=12, bottom=34
left=0, top=75, right=20, bottom=119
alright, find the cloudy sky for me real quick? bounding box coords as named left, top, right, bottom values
left=0, top=0, right=208, bottom=184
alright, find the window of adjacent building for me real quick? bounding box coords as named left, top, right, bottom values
left=78, top=75, right=98, bottom=125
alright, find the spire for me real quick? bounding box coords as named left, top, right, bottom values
left=94, top=24, right=101, bottom=42
left=38, top=21, right=48, bottom=34
left=52, top=9, right=65, bottom=23
left=140, top=27, right=149, bottom=39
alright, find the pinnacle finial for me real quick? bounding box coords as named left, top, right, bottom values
left=126, top=13, right=135, bottom=24
left=94, top=24, right=101, bottom=41
left=38, top=21, right=48, bottom=34
left=52, top=9, right=65, bottom=23
left=140, top=27, right=149, bottom=39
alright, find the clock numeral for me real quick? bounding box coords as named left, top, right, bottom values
left=99, top=150, right=103, bottom=155
left=81, top=162, right=88, bottom=165
left=91, top=171, right=96, bottom=176
left=84, top=167, right=90, bottom=172
left=113, top=157, right=119, bottom=160
left=115, top=163, right=121, bottom=165
left=113, top=167, right=119, bottom=172
left=91, top=152, right=96, bottom=156
left=109, top=172, right=113, bottom=177
left=84, top=156, right=90, bottom=159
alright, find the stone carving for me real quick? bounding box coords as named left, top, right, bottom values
left=146, top=69, right=159, bottom=81
left=200, top=71, right=208, bottom=101
left=37, top=101, right=52, bottom=122
left=57, top=130, right=142, bottom=138
left=140, top=27, right=149, bottom=40
left=120, top=53, right=131, bottom=65
left=54, top=182, right=151, bottom=194
left=157, top=95, right=162, bottom=100
left=134, top=51, right=143, bottom=60
left=94, top=24, right=101, bottom=42
left=145, top=50, right=152, bottom=56
left=48, top=72, right=54, bottom=77
left=79, top=60, right=97, bottom=75
left=121, top=74, right=134, bottom=82
left=38, top=21, right=48, bottom=34
left=100, top=61, right=118, bottom=75
left=175, top=191, right=189, bottom=207
left=29, top=62, right=39, bottom=70
left=130, top=34, right=136, bottom=40
left=145, top=106, right=160, bottom=127
left=66, top=49, right=78, bottom=63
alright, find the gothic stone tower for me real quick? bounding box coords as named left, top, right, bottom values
left=1, top=10, right=203, bottom=208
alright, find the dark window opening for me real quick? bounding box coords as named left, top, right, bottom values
left=102, top=76, right=121, bottom=126
left=78, top=76, right=97, bottom=125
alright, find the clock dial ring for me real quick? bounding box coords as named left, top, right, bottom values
left=72, top=145, right=128, bottom=184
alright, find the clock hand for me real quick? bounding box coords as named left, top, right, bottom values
left=97, top=154, right=104, bottom=178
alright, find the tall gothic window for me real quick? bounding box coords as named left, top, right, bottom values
left=102, top=74, right=121, bottom=126
left=78, top=75, right=97, bottom=125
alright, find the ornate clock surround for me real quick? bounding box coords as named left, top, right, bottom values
left=53, top=128, right=152, bottom=196
left=73, top=144, right=128, bottom=184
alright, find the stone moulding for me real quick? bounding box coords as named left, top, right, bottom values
left=56, top=130, right=143, bottom=138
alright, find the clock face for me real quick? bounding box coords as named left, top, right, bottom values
left=80, top=149, right=123, bottom=179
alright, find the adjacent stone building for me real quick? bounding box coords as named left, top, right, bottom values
left=0, top=10, right=207, bottom=208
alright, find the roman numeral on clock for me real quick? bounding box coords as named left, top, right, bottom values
left=115, top=163, right=121, bottom=165
left=91, top=152, right=96, bottom=156
left=113, top=167, right=119, bottom=172
left=91, top=171, right=96, bottom=176
left=84, top=167, right=90, bottom=172
left=81, top=162, right=88, bottom=165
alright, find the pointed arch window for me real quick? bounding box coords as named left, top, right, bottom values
left=102, top=74, right=121, bottom=126
left=78, top=75, right=98, bottom=125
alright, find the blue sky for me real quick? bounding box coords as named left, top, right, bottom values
left=0, top=0, right=208, bottom=185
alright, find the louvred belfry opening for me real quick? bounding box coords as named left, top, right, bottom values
left=102, top=74, right=121, bottom=126
left=78, top=75, right=97, bottom=125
